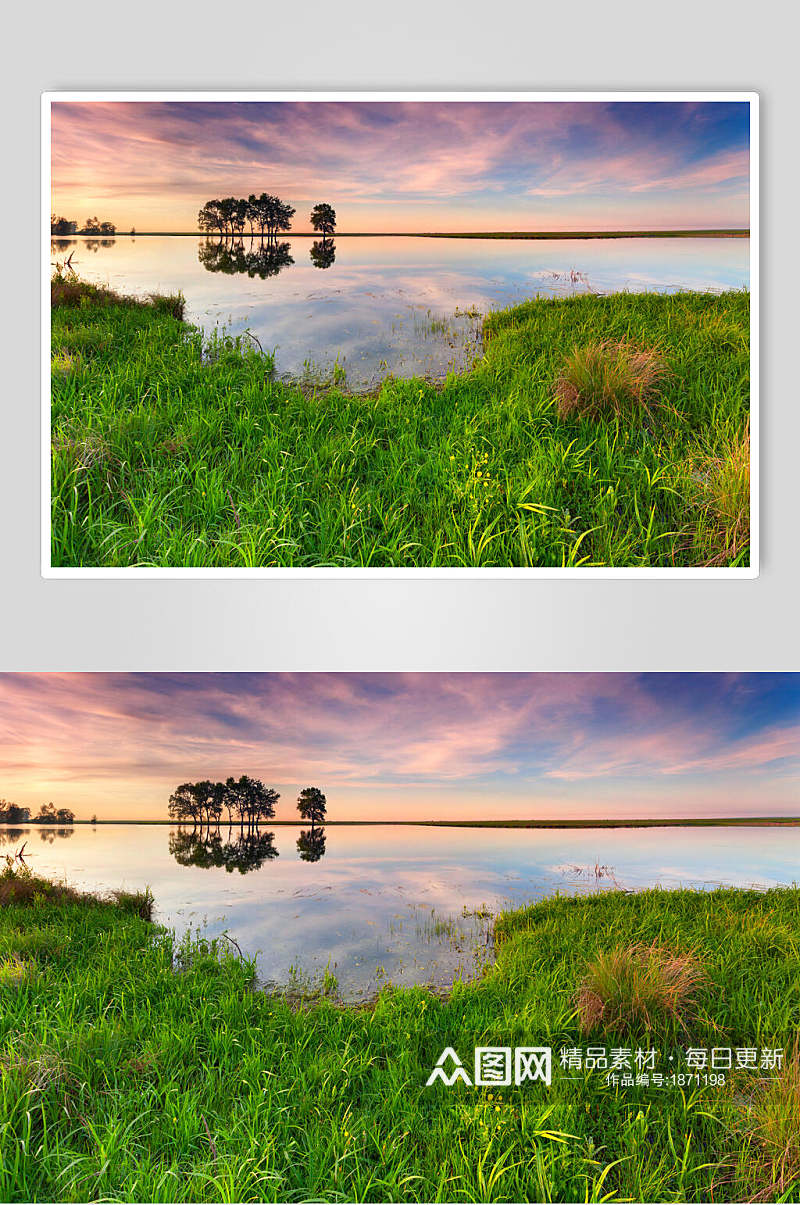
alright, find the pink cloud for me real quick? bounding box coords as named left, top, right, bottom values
left=0, top=674, right=793, bottom=821
left=49, top=100, right=750, bottom=233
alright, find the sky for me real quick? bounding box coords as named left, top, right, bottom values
left=0, top=673, right=796, bottom=822
left=50, top=100, right=751, bottom=234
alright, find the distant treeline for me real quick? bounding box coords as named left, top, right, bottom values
left=198, top=196, right=336, bottom=240
left=168, top=778, right=327, bottom=830
left=0, top=799, right=75, bottom=825
left=51, top=215, right=122, bottom=236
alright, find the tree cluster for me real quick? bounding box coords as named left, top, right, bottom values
left=197, top=197, right=336, bottom=241
left=198, top=195, right=296, bottom=240
left=168, top=780, right=327, bottom=830
left=0, top=799, right=74, bottom=824
left=51, top=215, right=116, bottom=236
left=168, top=776, right=278, bottom=831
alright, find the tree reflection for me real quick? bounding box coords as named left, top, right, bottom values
left=198, top=237, right=294, bottom=279
left=36, top=826, right=75, bottom=845
left=0, top=828, right=26, bottom=847
left=309, top=238, right=336, bottom=269
left=168, top=827, right=279, bottom=874
left=296, top=828, right=327, bottom=862
left=0, top=825, right=74, bottom=847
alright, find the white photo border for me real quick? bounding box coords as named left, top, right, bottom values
left=41, top=90, right=759, bottom=579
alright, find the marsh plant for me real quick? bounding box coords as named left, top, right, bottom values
left=554, top=339, right=667, bottom=420
left=575, top=942, right=709, bottom=1034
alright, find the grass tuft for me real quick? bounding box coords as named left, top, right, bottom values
left=554, top=339, right=666, bottom=420
left=0, top=864, right=82, bottom=907
left=695, top=426, right=751, bottom=566
left=51, top=271, right=184, bottom=319
left=738, top=1044, right=800, bottom=1201
left=110, top=886, right=154, bottom=920
left=575, top=941, right=708, bottom=1033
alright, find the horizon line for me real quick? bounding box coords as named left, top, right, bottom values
left=3, top=815, right=797, bottom=828
left=51, top=228, right=752, bottom=239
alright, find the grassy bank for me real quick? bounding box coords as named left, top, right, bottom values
left=51, top=278, right=750, bottom=568
left=1, top=867, right=797, bottom=1202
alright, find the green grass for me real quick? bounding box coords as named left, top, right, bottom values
left=51, top=279, right=750, bottom=568
left=1, top=868, right=797, bottom=1202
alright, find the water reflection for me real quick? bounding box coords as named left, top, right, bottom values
left=36, top=827, right=75, bottom=844
left=169, top=827, right=280, bottom=874
left=51, top=237, right=115, bottom=255
left=0, top=825, right=74, bottom=847
left=310, top=238, right=336, bottom=270
left=199, top=237, right=294, bottom=279
left=57, top=234, right=750, bottom=390
left=18, top=821, right=795, bottom=1003
left=167, top=823, right=328, bottom=868
left=0, top=828, right=26, bottom=847
left=296, top=827, right=327, bottom=861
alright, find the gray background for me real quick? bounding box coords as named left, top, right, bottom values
left=2, top=0, right=797, bottom=671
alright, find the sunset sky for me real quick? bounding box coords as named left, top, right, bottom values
left=0, top=674, right=795, bottom=822
left=49, top=100, right=751, bottom=234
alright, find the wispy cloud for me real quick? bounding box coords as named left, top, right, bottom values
left=50, top=100, right=751, bottom=232
left=0, top=674, right=794, bottom=820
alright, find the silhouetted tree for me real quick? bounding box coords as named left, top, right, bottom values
left=198, top=200, right=227, bottom=237
left=222, top=197, right=244, bottom=237
left=99, top=221, right=116, bottom=235
left=233, top=199, right=249, bottom=237
left=244, top=193, right=296, bottom=240
left=168, top=782, right=201, bottom=828
left=310, top=203, right=336, bottom=237
left=0, top=800, right=30, bottom=825
left=310, top=239, right=336, bottom=269
left=32, top=802, right=57, bottom=824
left=51, top=215, right=77, bottom=235
left=192, top=780, right=224, bottom=830
left=296, top=828, right=327, bottom=862
left=224, top=775, right=280, bottom=832
left=297, top=787, right=327, bottom=828
left=81, top=217, right=101, bottom=234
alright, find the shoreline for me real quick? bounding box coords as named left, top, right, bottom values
left=51, top=228, right=751, bottom=240
left=3, top=816, right=797, bottom=828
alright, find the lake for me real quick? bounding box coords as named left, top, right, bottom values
left=8, top=822, right=793, bottom=1002
left=50, top=234, right=750, bottom=390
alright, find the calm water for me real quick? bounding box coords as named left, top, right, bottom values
left=7, top=822, right=793, bottom=1001
left=51, top=234, right=750, bottom=389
